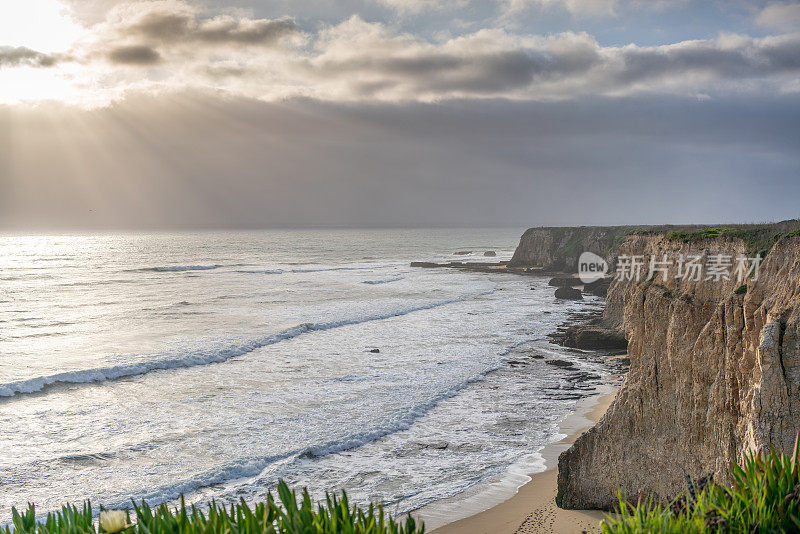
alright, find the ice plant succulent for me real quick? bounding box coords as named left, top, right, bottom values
left=601, top=434, right=800, bottom=533
left=99, top=510, right=129, bottom=533
left=2, top=481, right=424, bottom=534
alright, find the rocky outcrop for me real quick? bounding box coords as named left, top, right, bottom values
left=563, top=323, right=627, bottom=350
left=508, top=226, right=647, bottom=271
left=557, top=227, right=800, bottom=510
left=555, top=287, right=583, bottom=300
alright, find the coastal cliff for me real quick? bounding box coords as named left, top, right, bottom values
left=508, top=226, right=647, bottom=271
left=556, top=223, right=800, bottom=509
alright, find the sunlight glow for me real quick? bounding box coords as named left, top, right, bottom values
left=0, top=65, right=83, bottom=104
left=0, top=1, right=89, bottom=104
left=0, top=0, right=83, bottom=53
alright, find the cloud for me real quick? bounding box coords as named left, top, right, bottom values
left=192, top=16, right=298, bottom=44
left=2, top=3, right=800, bottom=104
left=530, top=0, right=617, bottom=16
left=611, top=34, right=800, bottom=85
left=0, top=46, right=63, bottom=68
left=755, top=2, right=800, bottom=32
left=369, top=0, right=468, bottom=15
left=293, top=22, right=600, bottom=99
left=126, top=9, right=193, bottom=40
left=499, top=0, right=687, bottom=18
left=103, top=1, right=299, bottom=47
left=287, top=19, right=800, bottom=101
left=107, top=44, right=161, bottom=64
left=75, top=1, right=300, bottom=71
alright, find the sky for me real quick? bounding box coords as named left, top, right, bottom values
left=1, top=0, right=799, bottom=229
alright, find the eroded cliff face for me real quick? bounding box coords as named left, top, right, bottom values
left=508, top=226, right=645, bottom=271
left=557, top=233, right=800, bottom=509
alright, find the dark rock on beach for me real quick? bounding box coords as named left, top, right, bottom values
left=483, top=250, right=497, bottom=256
left=583, top=277, right=612, bottom=297
left=555, top=287, right=583, bottom=300
left=546, top=359, right=576, bottom=368
left=563, top=326, right=627, bottom=350
left=410, top=259, right=561, bottom=276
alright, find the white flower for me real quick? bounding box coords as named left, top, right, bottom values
left=99, top=510, right=129, bottom=533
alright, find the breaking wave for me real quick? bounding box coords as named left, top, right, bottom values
left=0, top=291, right=493, bottom=399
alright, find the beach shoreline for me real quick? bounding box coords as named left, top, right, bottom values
left=417, top=386, right=618, bottom=534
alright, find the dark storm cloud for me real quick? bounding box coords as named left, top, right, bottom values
left=117, top=7, right=299, bottom=46
left=193, top=17, right=298, bottom=44
left=2, top=92, right=799, bottom=230
left=616, top=34, right=800, bottom=84
left=128, top=11, right=193, bottom=40
left=306, top=49, right=557, bottom=95
left=107, top=44, right=161, bottom=65
left=0, top=46, right=63, bottom=68
left=296, top=24, right=606, bottom=98
left=295, top=25, right=800, bottom=99
left=86, top=3, right=300, bottom=72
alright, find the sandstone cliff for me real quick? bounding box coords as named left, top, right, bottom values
left=557, top=223, right=800, bottom=509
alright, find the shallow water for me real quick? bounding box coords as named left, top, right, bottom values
left=0, top=229, right=610, bottom=519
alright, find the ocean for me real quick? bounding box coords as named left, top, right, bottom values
left=0, top=229, right=612, bottom=522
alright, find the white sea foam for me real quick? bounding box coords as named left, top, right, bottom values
left=362, top=277, right=404, bottom=285
left=132, top=265, right=221, bottom=272
left=235, top=265, right=401, bottom=275
left=105, top=365, right=500, bottom=511
left=290, top=265, right=400, bottom=273
left=0, top=292, right=490, bottom=398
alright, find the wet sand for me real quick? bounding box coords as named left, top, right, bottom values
left=424, top=389, right=616, bottom=534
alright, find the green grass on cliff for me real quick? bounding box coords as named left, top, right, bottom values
left=663, top=226, right=780, bottom=257
left=601, top=442, right=800, bottom=533
left=541, top=226, right=645, bottom=268
left=660, top=222, right=800, bottom=258
left=3, top=481, right=424, bottom=534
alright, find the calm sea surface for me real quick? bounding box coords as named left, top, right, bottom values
left=0, top=229, right=610, bottom=520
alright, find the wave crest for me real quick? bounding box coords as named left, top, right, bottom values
left=151, top=265, right=219, bottom=272
left=0, top=291, right=492, bottom=399
left=362, top=277, right=404, bottom=285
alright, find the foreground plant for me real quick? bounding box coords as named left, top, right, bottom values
left=601, top=439, right=800, bottom=533
left=4, top=481, right=424, bottom=534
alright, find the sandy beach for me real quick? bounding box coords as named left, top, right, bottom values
left=425, top=389, right=617, bottom=534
